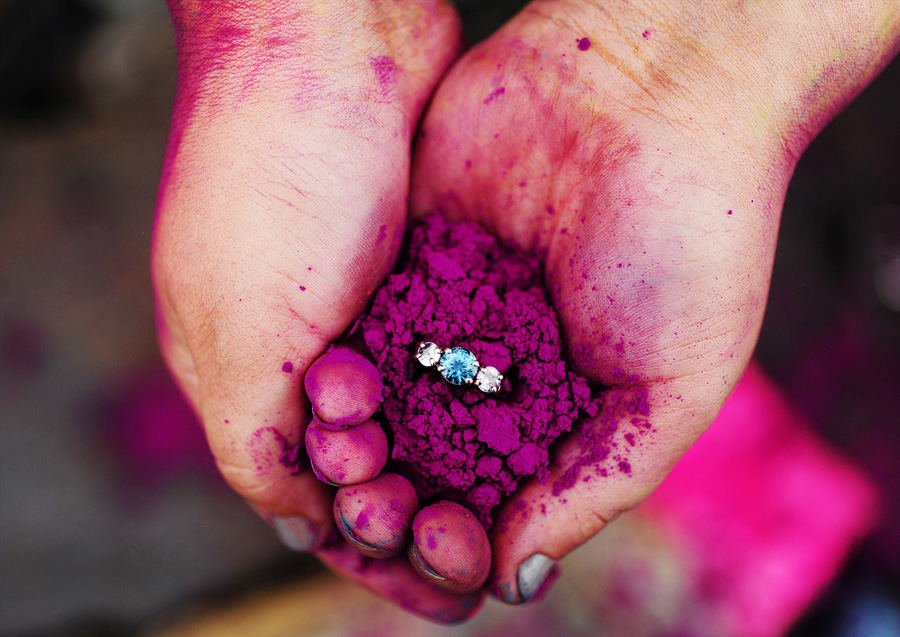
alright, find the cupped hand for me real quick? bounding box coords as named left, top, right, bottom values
left=151, top=0, right=484, bottom=622
left=304, top=348, right=492, bottom=600
left=410, top=0, right=899, bottom=603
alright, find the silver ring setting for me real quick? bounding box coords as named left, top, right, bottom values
left=415, top=341, right=504, bottom=393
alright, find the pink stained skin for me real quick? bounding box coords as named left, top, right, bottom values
left=306, top=418, right=388, bottom=486
left=409, top=0, right=900, bottom=605
left=305, top=348, right=385, bottom=430
left=152, top=0, right=470, bottom=624
left=152, top=0, right=900, bottom=623
left=333, top=473, right=419, bottom=559
left=409, top=501, right=492, bottom=595
left=316, top=542, right=483, bottom=624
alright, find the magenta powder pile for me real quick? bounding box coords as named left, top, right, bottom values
left=357, top=214, right=603, bottom=528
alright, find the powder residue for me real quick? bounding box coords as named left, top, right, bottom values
left=370, top=55, right=397, bottom=94
left=357, top=214, right=605, bottom=527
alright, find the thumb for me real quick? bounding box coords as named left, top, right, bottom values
left=488, top=374, right=727, bottom=603
left=155, top=289, right=339, bottom=549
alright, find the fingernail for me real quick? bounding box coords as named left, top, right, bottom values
left=409, top=542, right=447, bottom=581
left=338, top=512, right=388, bottom=556
left=517, top=553, right=555, bottom=602
left=274, top=515, right=319, bottom=552
left=309, top=457, right=341, bottom=487
left=312, top=410, right=351, bottom=432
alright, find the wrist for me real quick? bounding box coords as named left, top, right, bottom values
left=539, top=0, right=898, bottom=167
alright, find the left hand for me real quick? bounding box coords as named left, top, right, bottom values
left=408, top=0, right=900, bottom=603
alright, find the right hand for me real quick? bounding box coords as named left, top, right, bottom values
left=152, top=0, right=484, bottom=622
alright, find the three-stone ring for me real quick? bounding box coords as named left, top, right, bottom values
left=415, top=342, right=504, bottom=394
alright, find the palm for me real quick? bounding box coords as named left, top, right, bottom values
left=413, top=7, right=777, bottom=420
left=410, top=1, right=792, bottom=597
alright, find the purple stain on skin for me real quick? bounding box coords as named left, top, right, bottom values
left=376, top=224, right=388, bottom=245
left=642, top=29, right=651, bottom=39
left=307, top=419, right=388, bottom=485
left=728, top=209, right=734, bottom=215
left=370, top=55, right=397, bottom=94
left=335, top=474, right=417, bottom=557
left=411, top=501, right=491, bottom=593
left=281, top=361, right=293, bottom=373
left=483, top=86, right=505, bottom=105
left=577, top=37, right=591, bottom=51
left=299, top=285, right=306, bottom=291
left=304, top=348, right=384, bottom=429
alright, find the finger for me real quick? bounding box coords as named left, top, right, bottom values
left=305, top=347, right=384, bottom=430
left=306, top=418, right=389, bottom=486
left=409, top=501, right=492, bottom=595
left=317, top=542, right=484, bottom=624
left=488, top=377, right=722, bottom=604
left=334, top=473, right=418, bottom=559
left=269, top=470, right=335, bottom=552
left=155, top=287, right=337, bottom=546
left=152, top=0, right=464, bottom=565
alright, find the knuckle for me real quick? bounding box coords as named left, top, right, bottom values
left=215, top=456, right=286, bottom=505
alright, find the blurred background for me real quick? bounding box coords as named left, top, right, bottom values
left=1, top=0, right=898, bottom=635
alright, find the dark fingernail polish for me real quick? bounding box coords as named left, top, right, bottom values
left=274, top=515, right=320, bottom=552
left=517, top=553, right=555, bottom=602
left=409, top=542, right=447, bottom=581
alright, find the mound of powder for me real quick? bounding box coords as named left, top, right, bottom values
left=358, top=214, right=603, bottom=528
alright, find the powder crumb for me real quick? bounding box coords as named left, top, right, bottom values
left=357, top=214, right=605, bottom=528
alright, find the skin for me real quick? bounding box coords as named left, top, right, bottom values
left=411, top=0, right=900, bottom=602
left=154, top=0, right=483, bottom=623
left=154, top=0, right=900, bottom=624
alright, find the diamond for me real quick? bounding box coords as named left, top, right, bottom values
left=416, top=342, right=442, bottom=368
left=475, top=366, right=503, bottom=393
left=438, top=347, right=479, bottom=386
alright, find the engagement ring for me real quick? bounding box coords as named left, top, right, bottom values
left=415, top=342, right=504, bottom=393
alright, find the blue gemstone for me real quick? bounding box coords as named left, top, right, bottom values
left=439, top=347, right=478, bottom=385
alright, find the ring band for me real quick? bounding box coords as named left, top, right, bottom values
left=415, top=341, right=504, bottom=393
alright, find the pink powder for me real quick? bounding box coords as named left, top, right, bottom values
left=356, top=215, right=603, bottom=527
left=370, top=55, right=397, bottom=94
